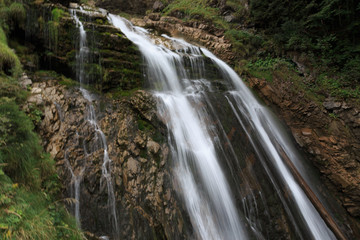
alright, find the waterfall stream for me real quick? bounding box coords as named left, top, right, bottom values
left=70, top=8, right=119, bottom=237
left=108, top=14, right=339, bottom=240
left=109, top=15, right=249, bottom=239
left=62, top=5, right=345, bottom=239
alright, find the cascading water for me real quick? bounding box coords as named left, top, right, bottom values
left=108, top=15, right=249, bottom=240
left=69, top=8, right=119, bottom=236
left=202, top=49, right=336, bottom=240
left=107, top=13, right=343, bottom=240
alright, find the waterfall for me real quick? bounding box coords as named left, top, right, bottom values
left=108, top=14, right=250, bottom=240
left=107, top=13, right=340, bottom=240
left=202, top=49, right=336, bottom=240
left=69, top=8, right=119, bottom=237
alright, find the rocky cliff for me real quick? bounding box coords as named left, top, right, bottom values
left=25, top=76, right=189, bottom=239
left=19, top=3, right=191, bottom=239
left=15, top=0, right=360, bottom=238
left=123, top=10, right=360, bottom=232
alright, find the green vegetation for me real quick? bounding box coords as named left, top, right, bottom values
left=0, top=2, right=22, bottom=77
left=244, top=57, right=297, bottom=82
left=107, top=87, right=140, bottom=99
left=158, top=0, right=360, bottom=101
left=0, top=10, right=84, bottom=237
left=163, top=0, right=227, bottom=28
left=0, top=1, right=26, bottom=33
left=224, top=29, right=264, bottom=58
left=0, top=39, right=21, bottom=77
left=48, top=8, right=65, bottom=52
left=59, top=76, right=79, bottom=88
left=247, top=0, right=360, bottom=98
left=0, top=75, right=84, bottom=239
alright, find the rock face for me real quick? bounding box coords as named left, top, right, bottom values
left=25, top=3, right=142, bottom=93
left=248, top=76, right=360, bottom=233
left=26, top=76, right=190, bottom=239
left=20, top=1, right=360, bottom=237
left=131, top=15, right=235, bottom=63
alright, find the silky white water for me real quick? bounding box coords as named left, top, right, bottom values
left=202, top=49, right=336, bottom=240
left=109, top=14, right=249, bottom=240
left=70, top=8, right=119, bottom=236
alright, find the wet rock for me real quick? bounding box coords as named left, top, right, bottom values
left=246, top=72, right=360, bottom=232
left=27, top=74, right=189, bottom=239
left=301, top=128, right=312, bottom=136
left=69, top=2, right=79, bottom=8
left=323, top=98, right=342, bottom=110
left=152, top=0, right=164, bottom=12
left=224, top=14, right=236, bottom=23
left=126, top=157, right=140, bottom=176
left=147, top=140, right=160, bottom=154
left=148, top=12, right=161, bottom=21
left=19, top=73, right=32, bottom=89
left=134, top=15, right=235, bottom=63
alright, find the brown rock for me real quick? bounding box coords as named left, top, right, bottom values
left=301, top=128, right=312, bottom=136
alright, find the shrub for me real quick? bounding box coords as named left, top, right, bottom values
left=0, top=26, right=21, bottom=77
left=8, top=2, right=26, bottom=25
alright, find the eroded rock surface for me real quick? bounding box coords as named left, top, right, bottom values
left=248, top=76, right=360, bottom=233
left=132, top=15, right=235, bottom=63
left=26, top=78, right=189, bottom=239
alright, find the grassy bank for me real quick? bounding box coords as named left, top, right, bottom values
left=0, top=1, right=84, bottom=238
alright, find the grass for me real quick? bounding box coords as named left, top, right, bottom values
left=242, top=57, right=295, bottom=82
left=0, top=16, right=83, bottom=238
left=0, top=87, right=84, bottom=239
left=312, top=74, right=360, bottom=100
left=0, top=166, right=84, bottom=239
left=0, top=26, right=6, bottom=44
left=59, top=76, right=79, bottom=88
left=106, top=87, right=140, bottom=99
left=163, top=0, right=228, bottom=28
left=0, top=43, right=21, bottom=77
left=0, top=25, right=21, bottom=77
left=7, top=2, right=25, bottom=25
left=48, top=8, right=65, bottom=53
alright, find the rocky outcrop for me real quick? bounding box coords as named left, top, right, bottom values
left=248, top=76, right=360, bottom=233
left=25, top=3, right=142, bottom=92
left=25, top=74, right=190, bottom=239
left=131, top=15, right=235, bottom=63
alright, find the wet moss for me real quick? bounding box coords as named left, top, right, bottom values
left=138, top=118, right=154, bottom=132
left=59, top=76, right=78, bottom=88
left=106, top=87, right=140, bottom=99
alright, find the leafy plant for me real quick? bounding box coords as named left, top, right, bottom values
left=48, top=8, right=64, bottom=52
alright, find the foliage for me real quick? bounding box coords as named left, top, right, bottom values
left=0, top=1, right=26, bottom=33
left=0, top=15, right=84, bottom=237
left=59, top=75, right=79, bottom=88
left=107, top=87, right=140, bottom=99
left=224, top=29, right=265, bottom=58
left=27, top=104, right=44, bottom=125
left=163, top=0, right=227, bottom=28
left=249, top=0, right=360, bottom=89
left=311, top=74, right=360, bottom=99
left=244, top=57, right=296, bottom=82
left=0, top=87, right=84, bottom=238
left=48, top=8, right=64, bottom=52
left=0, top=165, right=84, bottom=240
left=8, top=2, right=26, bottom=25
left=0, top=24, right=21, bottom=77
left=0, top=26, right=6, bottom=43
left=0, top=97, right=43, bottom=188
left=0, top=42, right=22, bottom=77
